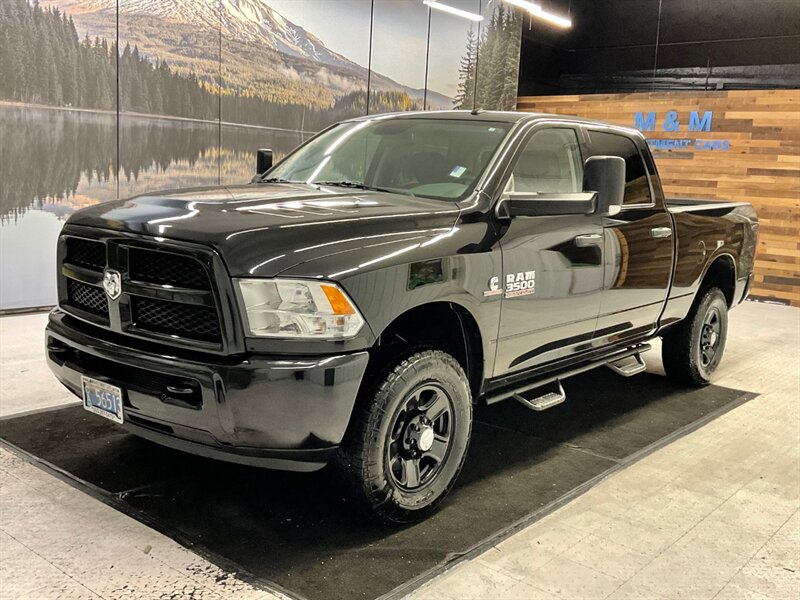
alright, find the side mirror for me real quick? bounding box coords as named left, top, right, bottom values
left=583, top=155, right=625, bottom=216
left=256, top=148, right=273, bottom=175
left=502, top=192, right=598, bottom=218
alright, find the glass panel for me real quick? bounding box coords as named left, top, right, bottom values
left=0, top=0, right=117, bottom=309
left=268, top=118, right=511, bottom=200
left=473, top=1, right=524, bottom=110
left=589, top=131, right=652, bottom=205
left=369, top=0, right=428, bottom=114
left=117, top=0, right=222, bottom=197
left=507, top=129, right=583, bottom=194
left=220, top=124, right=305, bottom=186
left=426, top=0, right=481, bottom=110
left=220, top=0, right=371, bottom=185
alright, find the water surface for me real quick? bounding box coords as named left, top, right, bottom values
left=0, top=105, right=305, bottom=309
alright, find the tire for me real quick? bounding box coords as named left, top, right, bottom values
left=662, top=287, right=729, bottom=387
left=336, top=349, right=472, bottom=525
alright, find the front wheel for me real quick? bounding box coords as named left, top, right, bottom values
left=336, top=349, right=472, bottom=525
left=662, top=287, right=729, bottom=386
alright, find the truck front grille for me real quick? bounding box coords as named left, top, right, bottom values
left=66, top=279, right=109, bottom=317
left=59, top=233, right=225, bottom=351
left=129, top=247, right=211, bottom=290
left=132, top=297, right=221, bottom=343
left=65, top=238, right=105, bottom=272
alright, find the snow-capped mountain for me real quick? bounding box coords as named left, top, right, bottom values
left=42, top=0, right=454, bottom=108
left=55, top=0, right=361, bottom=70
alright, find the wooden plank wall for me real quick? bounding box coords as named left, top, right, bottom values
left=517, top=90, right=800, bottom=306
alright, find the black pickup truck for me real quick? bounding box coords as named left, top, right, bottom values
left=46, top=111, right=757, bottom=524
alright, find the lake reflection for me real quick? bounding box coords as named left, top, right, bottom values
left=0, top=105, right=305, bottom=310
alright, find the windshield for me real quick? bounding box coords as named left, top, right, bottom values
left=264, top=118, right=512, bottom=200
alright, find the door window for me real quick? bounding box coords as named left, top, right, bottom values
left=588, top=131, right=652, bottom=206
left=505, top=128, right=583, bottom=195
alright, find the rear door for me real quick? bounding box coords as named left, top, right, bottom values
left=493, top=125, right=605, bottom=375
left=585, top=129, right=674, bottom=346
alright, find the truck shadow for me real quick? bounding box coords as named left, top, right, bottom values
left=0, top=368, right=752, bottom=600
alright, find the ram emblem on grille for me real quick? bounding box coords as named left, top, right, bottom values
left=102, top=269, right=122, bottom=300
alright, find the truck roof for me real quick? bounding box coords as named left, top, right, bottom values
left=348, top=109, right=643, bottom=138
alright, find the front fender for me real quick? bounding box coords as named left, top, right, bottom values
left=282, top=219, right=504, bottom=380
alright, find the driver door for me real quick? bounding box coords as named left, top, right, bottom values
left=493, top=126, right=605, bottom=376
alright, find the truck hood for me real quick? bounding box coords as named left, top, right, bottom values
left=66, top=183, right=461, bottom=277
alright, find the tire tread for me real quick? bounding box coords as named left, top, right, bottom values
left=662, top=287, right=728, bottom=387
left=335, top=349, right=471, bottom=525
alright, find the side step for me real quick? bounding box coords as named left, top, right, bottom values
left=483, top=343, right=652, bottom=407
left=607, top=353, right=647, bottom=377
left=514, top=381, right=566, bottom=412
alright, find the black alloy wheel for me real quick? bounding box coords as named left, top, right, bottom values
left=662, top=286, right=729, bottom=386
left=336, top=349, right=472, bottom=525
left=699, top=306, right=723, bottom=368
left=387, top=384, right=453, bottom=491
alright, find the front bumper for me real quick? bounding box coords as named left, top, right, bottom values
left=46, top=310, right=369, bottom=472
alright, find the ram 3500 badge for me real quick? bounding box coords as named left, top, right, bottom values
left=47, top=111, right=757, bottom=524
left=504, top=271, right=536, bottom=297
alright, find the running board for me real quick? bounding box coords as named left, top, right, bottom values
left=514, top=381, right=566, bottom=411
left=607, top=353, right=647, bottom=377
left=483, top=343, right=652, bottom=406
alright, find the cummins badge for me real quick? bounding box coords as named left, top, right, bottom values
left=483, top=276, right=502, bottom=297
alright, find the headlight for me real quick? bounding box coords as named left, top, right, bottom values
left=236, top=278, right=365, bottom=339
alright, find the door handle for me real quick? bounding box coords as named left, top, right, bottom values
left=650, top=227, right=672, bottom=238
left=574, top=233, right=603, bottom=247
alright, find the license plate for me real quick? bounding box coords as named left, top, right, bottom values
left=81, top=376, right=124, bottom=424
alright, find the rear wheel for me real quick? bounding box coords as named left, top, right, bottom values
left=336, top=349, right=472, bottom=525
left=662, top=287, right=729, bottom=386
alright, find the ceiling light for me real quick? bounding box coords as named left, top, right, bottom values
left=423, top=1, right=484, bottom=22
left=502, top=0, right=572, bottom=28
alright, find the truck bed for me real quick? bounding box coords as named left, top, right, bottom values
left=667, top=197, right=752, bottom=214
left=663, top=196, right=758, bottom=319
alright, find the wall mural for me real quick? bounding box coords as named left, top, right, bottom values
left=0, top=0, right=522, bottom=310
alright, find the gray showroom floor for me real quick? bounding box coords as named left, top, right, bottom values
left=1, top=300, right=798, bottom=600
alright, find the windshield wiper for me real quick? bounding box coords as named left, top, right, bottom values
left=315, top=181, right=414, bottom=197
left=251, top=176, right=294, bottom=184
left=315, top=180, right=372, bottom=189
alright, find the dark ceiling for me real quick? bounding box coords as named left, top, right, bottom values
left=519, top=0, right=800, bottom=95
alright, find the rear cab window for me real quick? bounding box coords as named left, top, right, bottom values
left=588, top=130, right=653, bottom=207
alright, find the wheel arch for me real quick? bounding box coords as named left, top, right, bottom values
left=699, top=252, right=737, bottom=307
left=370, top=301, right=485, bottom=401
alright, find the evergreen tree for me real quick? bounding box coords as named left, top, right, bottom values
left=0, top=0, right=486, bottom=128
left=485, top=5, right=508, bottom=107
left=452, top=4, right=523, bottom=111
left=0, top=24, right=11, bottom=99
left=454, top=28, right=478, bottom=109
left=499, top=8, right=523, bottom=110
